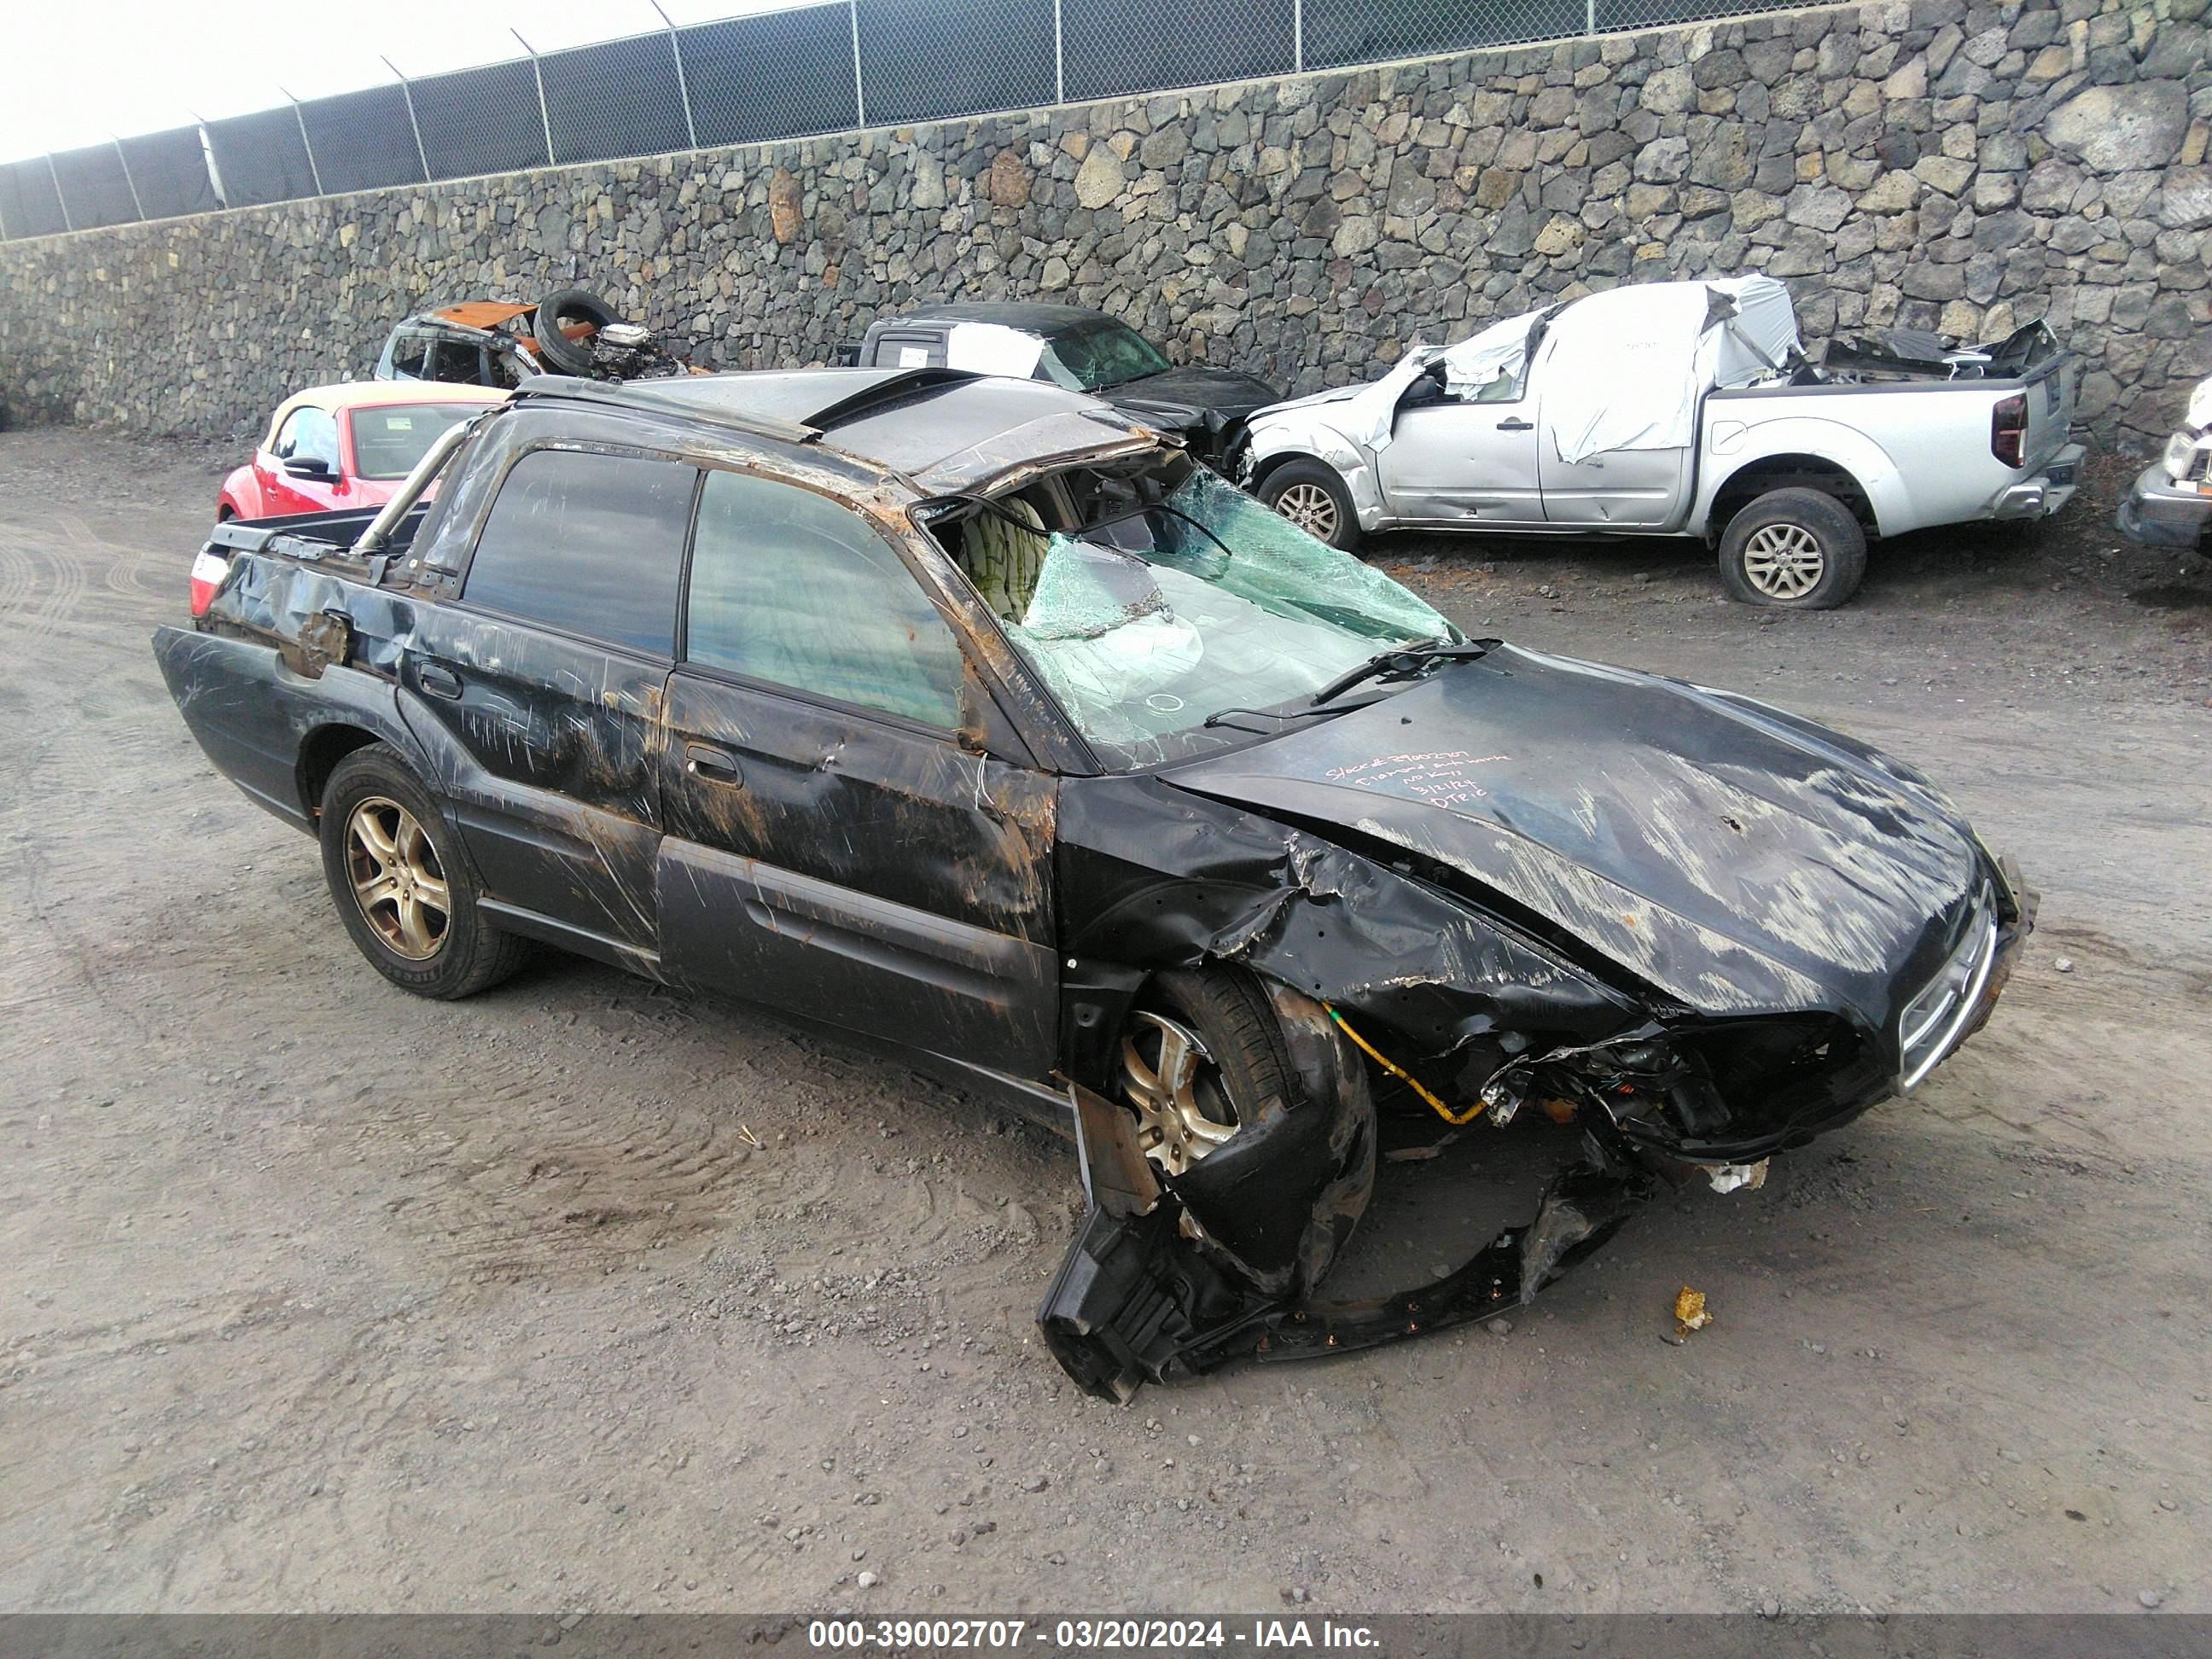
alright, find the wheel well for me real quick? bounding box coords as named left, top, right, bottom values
left=297, top=725, right=383, bottom=820
left=1708, top=455, right=1876, bottom=541
left=1246, top=450, right=1324, bottom=492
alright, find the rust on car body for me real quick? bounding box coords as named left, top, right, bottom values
left=154, top=367, right=2034, bottom=1400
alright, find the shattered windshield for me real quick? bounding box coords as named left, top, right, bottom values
left=950, top=463, right=1454, bottom=766
left=1037, top=321, right=1173, bottom=393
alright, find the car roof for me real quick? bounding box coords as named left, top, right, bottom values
left=261, top=381, right=509, bottom=445
left=881, top=302, right=1126, bottom=337
left=281, top=381, right=511, bottom=416
left=513, top=369, right=1154, bottom=494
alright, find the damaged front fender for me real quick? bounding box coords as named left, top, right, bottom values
left=1039, top=1083, right=1647, bottom=1402
left=1055, top=773, right=1644, bottom=1068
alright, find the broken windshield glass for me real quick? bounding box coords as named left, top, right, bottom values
left=969, top=467, right=1454, bottom=766
left=1037, top=319, right=1173, bottom=393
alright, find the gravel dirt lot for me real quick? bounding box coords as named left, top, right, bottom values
left=2, top=425, right=2207, bottom=1618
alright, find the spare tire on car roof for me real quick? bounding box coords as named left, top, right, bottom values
left=533, top=288, right=620, bottom=376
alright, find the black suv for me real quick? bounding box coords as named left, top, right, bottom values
left=846, top=303, right=1280, bottom=464
left=156, top=368, right=2029, bottom=1399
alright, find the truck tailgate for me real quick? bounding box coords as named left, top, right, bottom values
left=2022, top=351, right=2077, bottom=472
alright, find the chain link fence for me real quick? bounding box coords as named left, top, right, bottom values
left=0, top=0, right=1808, bottom=242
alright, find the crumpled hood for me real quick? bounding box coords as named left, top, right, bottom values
left=1162, top=644, right=1988, bottom=1030
left=1105, top=365, right=1284, bottom=434
left=1248, top=383, right=1367, bottom=422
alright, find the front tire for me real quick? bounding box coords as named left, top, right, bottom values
left=1259, top=459, right=1365, bottom=552
left=1118, top=969, right=1292, bottom=1178
left=1116, top=968, right=1374, bottom=1295
left=318, top=745, right=526, bottom=998
left=1717, top=486, right=1868, bottom=609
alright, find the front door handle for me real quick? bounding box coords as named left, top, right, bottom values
left=1496, top=417, right=1534, bottom=431
left=418, top=664, right=463, bottom=701
left=685, top=742, right=744, bottom=786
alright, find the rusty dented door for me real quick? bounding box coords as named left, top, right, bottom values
left=399, top=448, right=697, bottom=960
left=654, top=467, right=1058, bottom=1078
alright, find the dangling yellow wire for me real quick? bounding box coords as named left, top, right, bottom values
left=1324, top=1004, right=1485, bottom=1126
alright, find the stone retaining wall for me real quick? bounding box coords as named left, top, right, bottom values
left=0, top=0, right=2204, bottom=449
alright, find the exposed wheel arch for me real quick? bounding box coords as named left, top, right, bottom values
left=1246, top=448, right=1324, bottom=492
left=297, top=723, right=386, bottom=821
left=1708, top=454, right=1877, bottom=544
left=1107, top=963, right=1376, bottom=1298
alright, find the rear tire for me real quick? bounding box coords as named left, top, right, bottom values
left=1717, top=486, right=1868, bottom=609
left=1259, top=459, right=1365, bottom=553
left=318, top=745, right=527, bottom=998
left=531, top=288, right=620, bottom=376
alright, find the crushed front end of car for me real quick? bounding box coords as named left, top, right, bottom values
left=1025, top=646, right=2033, bottom=1399
left=908, top=420, right=2033, bottom=1401
left=2117, top=375, right=2212, bottom=555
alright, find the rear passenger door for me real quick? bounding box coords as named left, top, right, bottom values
left=400, top=446, right=697, bottom=967
left=655, top=468, right=1058, bottom=1080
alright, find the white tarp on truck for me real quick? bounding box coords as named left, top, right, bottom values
left=1536, top=275, right=1801, bottom=464
left=1347, top=276, right=1802, bottom=463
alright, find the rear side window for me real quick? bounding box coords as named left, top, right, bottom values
left=876, top=331, right=946, bottom=370
left=463, top=450, right=696, bottom=656
left=685, top=470, right=964, bottom=729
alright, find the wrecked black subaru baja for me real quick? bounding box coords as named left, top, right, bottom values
left=154, top=368, right=2031, bottom=1401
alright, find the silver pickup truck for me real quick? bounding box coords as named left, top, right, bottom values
left=1239, top=276, right=2082, bottom=608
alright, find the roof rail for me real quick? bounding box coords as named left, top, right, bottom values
left=509, top=375, right=818, bottom=446
left=799, top=367, right=985, bottom=433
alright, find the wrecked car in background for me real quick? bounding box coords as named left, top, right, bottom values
left=2117, top=373, right=2212, bottom=556
left=1239, top=276, right=2082, bottom=609
left=374, top=288, right=696, bottom=387
left=155, top=367, right=2032, bottom=1401
left=844, top=302, right=1280, bottom=467
left=217, top=381, right=505, bottom=522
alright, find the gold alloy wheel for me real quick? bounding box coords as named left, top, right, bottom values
left=1273, top=480, right=1341, bottom=541
left=1120, top=1010, right=1241, bottom=1176
left=345, top=796, right=451, bottom=960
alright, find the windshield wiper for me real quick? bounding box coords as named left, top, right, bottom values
left=1202, top=701, right=1365, bottom=733
left=1308, top=637, right=1497, bottom=707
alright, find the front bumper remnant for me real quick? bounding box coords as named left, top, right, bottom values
left=2116, top=463, right=2212, bottom=553
left=1038, top=1085, right=1648, bottom=1402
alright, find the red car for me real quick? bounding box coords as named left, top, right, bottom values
left=217, top=381, right=506, bottom=521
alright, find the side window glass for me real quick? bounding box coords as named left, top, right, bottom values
left=1466, top=362, right=1526, bottom=404
left=430, top=340, right=486, bottom=385
left=294, top=408, right=341, bottom=467
left=463, top=450, right=696, bottom=656
left=685, top=470, right=964, bottom=729
left=387, top=332, right=430, bottom=380
left=271, top=411, right=303, bottom=458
